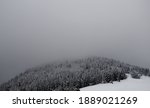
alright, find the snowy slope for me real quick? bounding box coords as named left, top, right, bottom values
left=80, top=74, right=150, bottom=91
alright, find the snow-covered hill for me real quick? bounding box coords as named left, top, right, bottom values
left=0, top=57, right=150, bottom=91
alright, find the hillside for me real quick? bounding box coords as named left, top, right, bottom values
left=0, top=57, right=150, bottom=91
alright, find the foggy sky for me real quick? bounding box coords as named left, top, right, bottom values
left=0, top=0, right=150, bottom=84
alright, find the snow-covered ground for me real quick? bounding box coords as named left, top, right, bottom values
left=80, top=74, right=150, bottom=91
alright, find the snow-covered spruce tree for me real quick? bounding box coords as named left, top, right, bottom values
left=130, top=71, right=141, bottom=79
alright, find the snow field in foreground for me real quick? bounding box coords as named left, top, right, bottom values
left=80, top=74, right=150, bottom=91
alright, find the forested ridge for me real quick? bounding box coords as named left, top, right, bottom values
left=0, top=57, right=149, bottom=91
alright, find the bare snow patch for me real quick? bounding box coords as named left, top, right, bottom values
left=80, top=74, right=150, bottom=91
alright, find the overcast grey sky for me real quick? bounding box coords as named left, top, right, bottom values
left=0, top=0, right=150, bottom=84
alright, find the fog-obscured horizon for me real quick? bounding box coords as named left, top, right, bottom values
left=0, top=0, right=150, bottom=84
